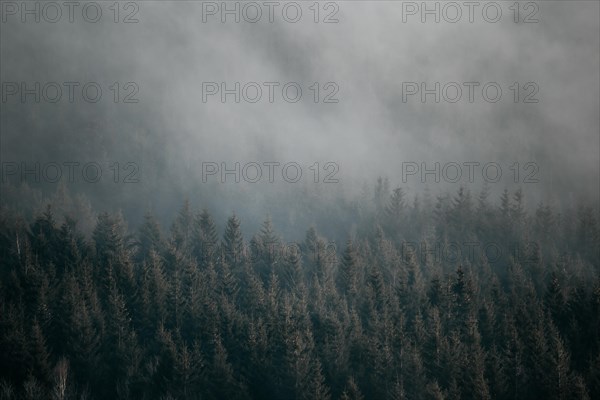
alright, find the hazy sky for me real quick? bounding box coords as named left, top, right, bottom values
left=1, top=1, right=599, bottom=222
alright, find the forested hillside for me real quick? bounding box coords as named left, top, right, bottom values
left=0, top=185, right=599, bottom=399
left=2, top=0, right=599, bottom=399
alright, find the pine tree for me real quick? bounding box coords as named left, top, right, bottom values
left=423, top=307, right=446, bottom=384
left=101, top=279, right=140, bottom=398
left=282, top=243, right=304, bottom=291
left=366, top=261, right=386, bottom=312
left=385, top=188, right=405, bottom=238
left=55, top=217, right=84, bottom=276
left=374, top=176, right=391, bottom=220
left=93, top=212, right=127, bottom=267
left=147, top=250, right=168, bottom=325
left=511, top=188, right=525, bottom=228
left=252, top=216, right=282, bottom=281
left=433, top=194, right=451, bottom=242
left=210, top=333, right=246, bottom=399
left=451, top=265, right=474, bottom=335
left=92, top=212, right=134, bottom=303
left=547, top=322, right=573, bottom=400
left=340, top=376, right=364, bottom=400
left=546, top=272, right=566, bottom=330
left=136, top=212, right=163, bottom=262
left=170, top=199, right=193, bottom=254
left=222, top=214, right=244, bottom=270
left=66, top=288, right=101, bottom=390
left=28, top=319, right=51, bottom=386
left=192, top=209, right=219, bottom=267
left=172, top=342, right=206, bottom=399
left=450, top=187, right=473, bottom=238
left=29, top=205, right=58, bottom=268
left=338, top=240, right=359, bottom=299
left=285, top=328, right=315, bottom=400
left=303, top=227, right=329, bottom=282
left=306, top=359, right=331, bottom=400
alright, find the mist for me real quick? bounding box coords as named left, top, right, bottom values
left=1, top=0, right=599, bottom=234
left=2, top=2, right=600, bottom=398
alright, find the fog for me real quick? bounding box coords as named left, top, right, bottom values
left=1, top=0, right=599, bottom=237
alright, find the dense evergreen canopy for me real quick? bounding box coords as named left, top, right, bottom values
left=0, top=185, right=598, bottom=399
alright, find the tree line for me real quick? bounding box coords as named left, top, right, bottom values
left=0, top=183, right=599, bottom=399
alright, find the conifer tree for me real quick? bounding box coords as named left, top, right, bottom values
left=170, top=199, right=193, bottom=254
left=222, top=214, right=244, bottom=270
left=338, top=240, right=359, bottom=299
left=137, top=212, right=163, bottom=262
left=192, top=209, right=219, bottom=267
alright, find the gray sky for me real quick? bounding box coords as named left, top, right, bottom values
left=1, top=1, right=599, bottom=224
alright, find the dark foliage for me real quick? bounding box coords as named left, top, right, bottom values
left=0, top=185, right=598, bottom=399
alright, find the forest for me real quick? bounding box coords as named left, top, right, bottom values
left=0, top=182, right=599, bottom=399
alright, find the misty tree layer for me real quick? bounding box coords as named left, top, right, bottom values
left=0, top=185, right=599, bottom=399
